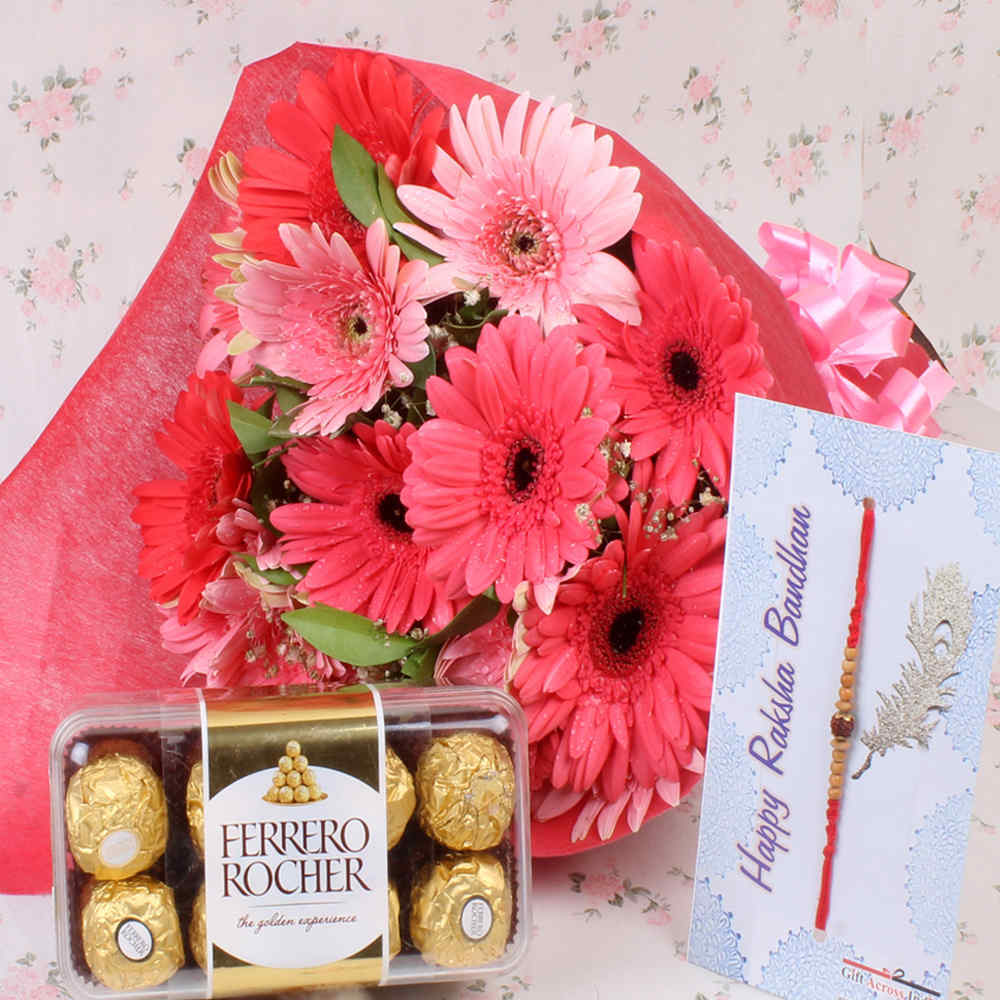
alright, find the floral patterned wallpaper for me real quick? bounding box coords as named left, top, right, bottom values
left=1, top=1, right=998, bottom=997
left=1, top=0, right=998, bottom=480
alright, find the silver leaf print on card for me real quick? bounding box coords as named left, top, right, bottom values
left=853, top=564, right=973, bottom=780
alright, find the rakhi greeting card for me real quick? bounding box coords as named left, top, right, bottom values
left=688, top=395, right=1000, bottom=1000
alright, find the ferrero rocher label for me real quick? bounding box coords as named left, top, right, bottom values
left=200, top=689, right=389, bottom=996
left=385, top=746, right=415, bottom=849
left=65, top=753, right=168, bottom=880
left=410, top=853, right=512, bottom=967
left=416, top=733, right=515, bottom=850
left=81, top=875, right=184, bottom=990
left=187, top=760, right=205, bottom=856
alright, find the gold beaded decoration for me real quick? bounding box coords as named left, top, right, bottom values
left=263, top=741, right=326, bottom=804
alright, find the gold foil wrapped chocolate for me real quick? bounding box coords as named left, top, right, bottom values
left=186, top=760, right=204, bottom=856
left=65, top=754, right=168, bottom=879
left=81, top=876, right=184, bottom=990
left=385, top=745, right=416, bottom=849
left=410, top=853, right=512, bottom=967
left=416, top=733, right=515, bottom=850
left=190, top=883, right=208, bottom=972
left=388, top=881, right=401, bottom=958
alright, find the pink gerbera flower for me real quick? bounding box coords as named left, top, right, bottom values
left=270, top=423, right=455, bottom=635
left=235, top=219, right=439, bottom=436
left=131, top=373, right=252, bottom=625
left=161, top=566, right=355, bottom=688
left=397, top=92, right=642, bottom=330
left=510, top=503, right=725, bottom=810
left=237, top=51, right=444, bottom=265
left=401, top=315, right=618, bottom=603
left=434, top=612, right=514, bottom=686
left=577, top=237, right=773, bottom=504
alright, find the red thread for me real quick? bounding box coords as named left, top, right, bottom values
left=847, top=498, right=875, bottom=648
left=814, top=797, right=841, bottom=931
left=814, top=496, right=874, bottom=932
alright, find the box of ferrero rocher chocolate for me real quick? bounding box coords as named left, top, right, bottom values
left=50, top=685, right=532, bottom=998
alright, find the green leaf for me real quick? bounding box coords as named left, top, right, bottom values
left=227, top=400, right=273, bottom=456
left=406, top=342, right=436, bottom=391
left=234, top=554, right=297, bottom=587
left=331, top=126, right=381, bottom=227
left=375, top=165, right=443, bottom=266
left=400, top=645, right=437, bottom=684
left=247, top=369, right=310, bottom=392
left=249, top=455, right=286, bottom=530
left=414, top=591, right=501, bottom=652
left=274, top=384, right=307, bottom=415
left=268, top=413, right=300, bottom=440
left=282, top=604, right=416, bottom=666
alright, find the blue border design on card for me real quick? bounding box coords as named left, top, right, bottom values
left=809, top=412, right=945, bottom=509
left=687, top=878, right=746, bottom=980
left=906, top=790, right=974, bottom=958
left=759, top=928, right=871, bottom=1000
left=945, top=586, right=1000, bottom=765
left=697, top=713, right=758, bottom=878
left=969, top=449, right=1000, bottom=545
left=733, top=397, right=798, bottom=492
left=759, top=927, right=872, bottom=1000
left=716, top=513, right=778, bottom=692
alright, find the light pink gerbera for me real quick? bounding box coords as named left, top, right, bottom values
left=434, top=612, right=514, bottom=686
left=397, top=92, right=642, bottom=331
left=401, top=315, right=618, bottom=604
left=161, top=566, right=355, bottom=688
left=577, top=237, right=773, bottom=504
left=270, top=423, right=456, bottom=635
left=510, top=503, right=725, bottom=810
left=235, top=218, right=443, bottom=435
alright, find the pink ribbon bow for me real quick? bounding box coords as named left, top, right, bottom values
left=759, top=222, right=954, bottom=435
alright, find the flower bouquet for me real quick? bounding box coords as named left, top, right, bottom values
left=0, top=43, right=951, bottom=893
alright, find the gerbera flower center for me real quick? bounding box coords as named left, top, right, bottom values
left=584, top=572, right=670, bottom=682
left=593, top=597, right=655, bottom=676
left=667, top=348, right=701, bottom=392
left=479, top=195, right=563, bottom=280
left=309, top=295, right=379, bottom=358
left=346, top=313, right=370, bottom=340
left=185, top=450, right=244, bottom=532
left=512, top=232, right=538, bottom=255
left=608, top=606, right=645, bottom=655
left=377, top=492, right=412, bottom=534
left=505, top=438, right=543, bottom=500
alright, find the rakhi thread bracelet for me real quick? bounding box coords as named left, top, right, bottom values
left=814, top=497, right=875, bottom=935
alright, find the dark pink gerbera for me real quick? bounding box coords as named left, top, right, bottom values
left=237, top=51, right=444, bottom=265
left=577, top=237, right=773, bottom=505
left=401, top=315, right=618, bottom=604
left=270, top=422, right=455, bottom=635
left=132, top=373, right=252, bottom=625
left=510, top=503, right=725, bottom=810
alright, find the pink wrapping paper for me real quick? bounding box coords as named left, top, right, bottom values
left=0, top=43, right=830, bottom=892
